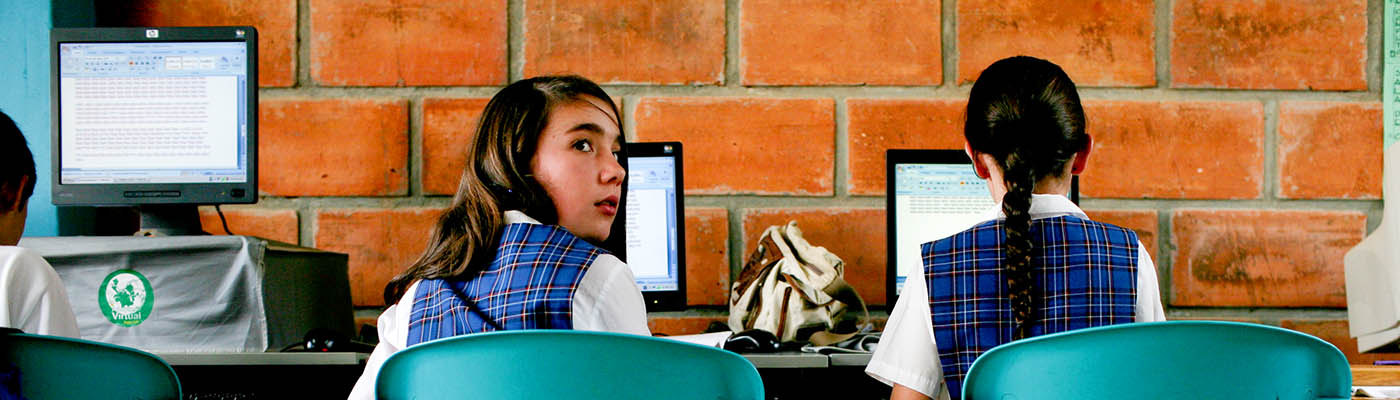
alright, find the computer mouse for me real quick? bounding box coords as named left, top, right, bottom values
left=301, top=328, right=375, bottom=353
left=723, top=329, right=781, bottom=353
left=303, top=328, right=344, bottom=352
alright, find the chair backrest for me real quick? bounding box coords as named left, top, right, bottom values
left=0, top=332, right=181, bottom=399
left=961, top=321, right=1351, bottom=400
left=376, top=330, right=764, bottom=400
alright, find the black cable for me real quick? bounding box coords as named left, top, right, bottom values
left=215, top=205, right=233, bottom=235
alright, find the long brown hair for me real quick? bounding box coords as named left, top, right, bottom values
left=964, top=56, right=1088, bottom=340
left=382, top=76, right=621, bottom=305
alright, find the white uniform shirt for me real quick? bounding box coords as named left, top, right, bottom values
left=349, top=211, right=650, bottom=400
left=865, top=194, right=1166, bottom=399
left=0, top=246, right=80, bottom=338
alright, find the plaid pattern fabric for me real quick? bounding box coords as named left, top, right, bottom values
left=405, top=222, right=604, bottom=346
left=924, top=215, right=1139, bottom=399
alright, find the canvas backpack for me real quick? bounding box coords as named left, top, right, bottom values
left=728, top=222, right=868, bottom=345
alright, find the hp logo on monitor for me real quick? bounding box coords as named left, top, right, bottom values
left=145, top=29, right=158, bottom=38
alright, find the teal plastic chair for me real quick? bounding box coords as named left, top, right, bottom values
left=376, top=330, right=764, bottom=400
left=961, top=321, right=1351, bottom=400
left=0, top=331, right=181, bottom=399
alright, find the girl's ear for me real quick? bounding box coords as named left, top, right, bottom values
left=965, top=142, right=991, bottom=179
left=1070, top=135, right=1092, bottom=175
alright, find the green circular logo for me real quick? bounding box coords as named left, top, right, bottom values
left=98, top=269, right=154, bottom=327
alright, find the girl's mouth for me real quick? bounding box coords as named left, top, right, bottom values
left=595, top=196, right=619, bottom=216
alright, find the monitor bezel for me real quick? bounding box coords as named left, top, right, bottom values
left=49, top=26, right=258, bottom=206
left=884, top=148, right=1079, bottom=308
left=619, top=142, right=686, bottom=311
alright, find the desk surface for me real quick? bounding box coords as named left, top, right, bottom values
left=151, top=351, right=851, bottom=369
left=740, top=352, right=829, bottom=368
left=1353, top=365, right=1400, bottom=386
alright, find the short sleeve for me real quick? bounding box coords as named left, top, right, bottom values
left=0, top=247, right=79, bottom=338
left=865, top=273, right=946, bottom=399
left=1134, top=242, right=1166, bottom=322
left=347, top=280, right=416, bottom=400
left=572, top=254, right=650, bottom=336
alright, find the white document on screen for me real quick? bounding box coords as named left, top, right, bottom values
left=625, top=188, right=670, bottom=279
left=59, top=75, right=239, bottom=171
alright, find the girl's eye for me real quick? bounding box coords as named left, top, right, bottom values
left=573, top=139, right=593, bottom=153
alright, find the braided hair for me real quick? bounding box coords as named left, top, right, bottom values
left=964, top=56, right=1088, bottom=340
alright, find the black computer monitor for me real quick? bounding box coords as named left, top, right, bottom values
left=619, top=142, right=686, bottom=310
left=885, top=149, right=1079, bottom=307
left=50, top=27, right=258, bottom=235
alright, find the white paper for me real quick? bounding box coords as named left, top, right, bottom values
left=661, top=331, right=731, bottom=348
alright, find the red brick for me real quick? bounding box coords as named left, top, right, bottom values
left=1083, top=209, right=1158, bottom=259
left=422, top=98, right=491, bottom=195
left=106, top=0, right=297, bottom=87
left=741, top=209, right=886, bottom=306
left=1281, top=320, right=1400, bottom=365
left=1170, top=0, right=1367, bottom=90
left=1171, top=210, right=1366, bottom=308
left=847, top=99, right=967, bottom=195
left=308, top=0, right=506, bottom=86
left=316, top=208, right=444, bottom=307
left=1083, top=101, right=1264, bottom=199
left=686, top=208, right=730, bottom=306
left=957, top=0, right=1155, bottom=87
left=648, top=315, right=728, bottom=336
left=1278, top=102, right=1383, bottom=200
left=198, top=207, right=299, bottom=244
left=260, top=99, right=409, bottom=197
left=523, top=0, right=724, bottom=84
left=635, top=98, right=835, bottom=195
left=740, top=0, right=941, bottom=85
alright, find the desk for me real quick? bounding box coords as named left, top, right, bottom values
left=738, top=352, right=886, bottom=399
left=156, top=351, right=369, bottom=366
left=741, top=352, right=829, bottom=368
left=158, top=352, right=368, bottom=399
left=161, top=351, right=874, bottom=399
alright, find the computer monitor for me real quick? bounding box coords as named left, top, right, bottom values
left=885, top=149, right=1080, bottom=307
left=886, top=149, right=996, bottom=306
left=620, top=142, right=685, bottom=310
left=50, top=27, right=258, bottom=235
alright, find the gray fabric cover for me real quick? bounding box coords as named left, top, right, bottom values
left=19, top=235, right=352, bottom=353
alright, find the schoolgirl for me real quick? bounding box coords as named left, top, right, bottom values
left=866, top=56, right=1166, bottom=400
left=349, top=76, right=648, bottom=399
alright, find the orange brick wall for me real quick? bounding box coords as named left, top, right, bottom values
left=104, top=0, right=1386, bottom=361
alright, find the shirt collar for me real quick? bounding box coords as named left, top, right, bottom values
left=504, top=210, right=541, bottom=225
left=977, top=193, right=1089, bottom=221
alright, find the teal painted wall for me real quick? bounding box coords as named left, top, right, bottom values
left=0, top=0, right=93, bottom=237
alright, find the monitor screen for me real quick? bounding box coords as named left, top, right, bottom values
left=890, top=162, right=997, bottom=296
left=51, top=27, right=257, bottom=207
left=624, top=155, right=681, bottom=292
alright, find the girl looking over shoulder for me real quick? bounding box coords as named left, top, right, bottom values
left=866, top=56, right=1166, bottom=400
left=349, top=76, right=647, bottom=400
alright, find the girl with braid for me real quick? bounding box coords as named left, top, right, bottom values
left=349, top=76, right=648, bottom=400
left=866, top=56, right=1166, bottom=400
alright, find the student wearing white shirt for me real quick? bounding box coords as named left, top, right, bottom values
left=0, top=110, right=79, bottom=338
left=349, top=76, right=648, bottom=399
left=866, top=57, right=1166, bottom=400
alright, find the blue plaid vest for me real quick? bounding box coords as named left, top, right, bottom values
left=925, top=215, right=1139, bottom=399
left=405, top=222, right=604, bottom=346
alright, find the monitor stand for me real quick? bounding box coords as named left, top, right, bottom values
left=136, top=205, right=207, bottom=237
